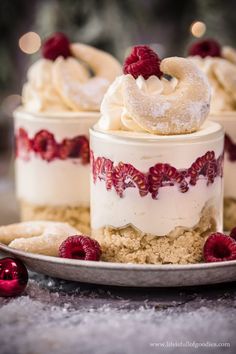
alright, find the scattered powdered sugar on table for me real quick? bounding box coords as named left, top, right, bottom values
left=0, top=273, right=236, bottom=354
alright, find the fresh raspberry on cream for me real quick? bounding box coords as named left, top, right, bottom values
left=123, top=45, right=162, bottom=79
left=188, top=39, right=221, bottom=58
left=42, top=33, right=71, bottom=61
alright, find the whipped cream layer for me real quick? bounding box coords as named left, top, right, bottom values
left=22, top=43, right=121, bottom=113
left=14, top=109, right=99, bottom=206
left=90, top=121, right=224, bottom=235
left=210, top=112, right=236, bottom=198
left=189, top=51, right=236, bottom=113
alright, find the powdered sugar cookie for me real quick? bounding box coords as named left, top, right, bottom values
left=123, top=57, right=211, bottom=134
left=22, top=33, right=122, bottom=113
left=0, top=221, right=79, bottom=256
left=213, top=59, right=236, bottom=100
left=52, top=43, right=122, bottom=111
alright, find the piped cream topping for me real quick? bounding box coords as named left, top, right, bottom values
left=22, top=43, right=122, bottom=113
left=189, top=46, right=236, bottom=112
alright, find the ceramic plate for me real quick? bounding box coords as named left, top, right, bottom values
left=1, top=243, right=236, bottom=287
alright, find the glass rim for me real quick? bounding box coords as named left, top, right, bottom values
left=13, top=107, right=100, bottom=123
left=90, top=121, right=224, bottom=145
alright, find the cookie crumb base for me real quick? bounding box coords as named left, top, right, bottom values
left=224, top=197, right=236, bottom=231
left=92, top=207, right=217, bottom=264
left=20, top=201, right=90, bottom=234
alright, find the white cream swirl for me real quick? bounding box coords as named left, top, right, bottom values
left=189, top=46, right=236, bottom=112
left=22, top=58, right=88, bottom=112
left=22, top=43, right=122, bottom=113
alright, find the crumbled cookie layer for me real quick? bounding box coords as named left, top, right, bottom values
left=92, top=207, right=217, bottom=264
left=224, top=197, right=236, bottom=231
left=20, top=201, right=90, bottom=234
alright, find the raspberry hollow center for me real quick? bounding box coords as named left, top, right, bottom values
left=213, top=244, right=231, bottom=259
left=71, top=246, right=86, bottom=260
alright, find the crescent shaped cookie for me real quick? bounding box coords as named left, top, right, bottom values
left=123, top=57, right=211, bottom=135
left=53, top=43, right=122, bottom=111
left=213, top=59, right=236, bottom=100
left=222, top=46, right=236, bottom=65
left=70, top=43, right=122, bottom=81
left=0, top=221, right=79, bottom=256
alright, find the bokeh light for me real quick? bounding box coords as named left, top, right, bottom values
left=190, top=21, right=206, bottom=38
left=19, top=32, right=41, bottom=54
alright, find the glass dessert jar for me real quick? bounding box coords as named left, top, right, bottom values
left=210, top=112, right=236, bottom=230
left=187, top=40, right=236, bottom=230
left=13, top=32, right=121, bottom=233
left=90, top=121, right=224, bottom=264
left=14, top=109, right=99, bottom=233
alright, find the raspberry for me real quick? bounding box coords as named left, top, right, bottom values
left=58, top=138, right=76, bottom=160
left=188, top=151, right=216, bottom=185
left=112, top=162, right=148, bottom=198
left=59, top=136, right=82, bottom=158
left=33, top=130, right=58, bottom=162
left=59, top=235, right=101, bottom=261
left=225, top=134, right=236, bottom=162
left=59, top=136, right=89, bottom=164
left=42, top=32, right=71, bottom=61
left=203, top=232, right=236, bottom=262
left=103, top=159, right=114, bottom=190
left=90, top=150, right=222, bottom=199
left=229, top=227, right=236, bottom=241
left=15, top=128, right=31, bottom=161
left=148, top=163, right=188, bottom=199
left=78, top=136, right=90, bottom=164
left=92, top=156, right=114, bottom=190
left=123, top=45, right=162, bottom=79
left=188, top=39, right=221, bottom=58
left=58, top=136, right=89, bottom=163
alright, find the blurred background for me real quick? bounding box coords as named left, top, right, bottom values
left=0, top=0, right=236, bottom=158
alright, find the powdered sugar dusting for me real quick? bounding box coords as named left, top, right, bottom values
left=0, top=221, right=79, bottom=255
left=189, top=53, right=236, bottom=113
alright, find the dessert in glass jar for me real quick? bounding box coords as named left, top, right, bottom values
left=90, top=45, right=224, bottom=264
left=14, top=33, right=121, bottom=233
left=188, top=39, right=236, bottom=230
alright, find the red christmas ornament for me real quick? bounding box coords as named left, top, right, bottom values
left=0, top=257, right=28, bottom=297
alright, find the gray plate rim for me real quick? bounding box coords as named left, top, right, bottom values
left=1, top=242, right=235, bottom=271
